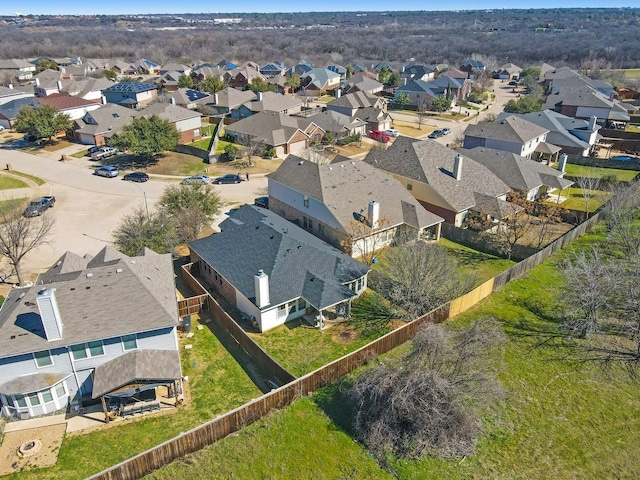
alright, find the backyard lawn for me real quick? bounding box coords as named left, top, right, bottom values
left=145, top=226, right=640, bottom=480
left=438, top=238, right=516, bottom=286
left=561, top=187, right=608, bottom=212
left=564, top=164, right=638, bottom=182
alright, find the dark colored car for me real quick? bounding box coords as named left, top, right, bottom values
left=213, top=174, right=243, bottom=184
left=428, top=130, right=443, bottom=139
left=123, top=172, right=149, bottom=182
left=254, top=196, right=269, bottom=208
left=87, top=146, right=102, bottom=155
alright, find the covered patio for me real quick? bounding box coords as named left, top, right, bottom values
left=91, top=350, right=183, bottom=424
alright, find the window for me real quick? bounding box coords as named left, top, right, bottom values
left=318, top=224, right=324, bottom=235
left=33, top=350, right=52, bottom=368
left=70, top=343, right=88, bottom=360
left=55, top=383, right=66, bottom=399
left=122, top=334, right=138, bottom=351
left=194, top=128, right=200, bottom=137
left=41, top=390, right=54, bottom=403
left=303, top=195, right=309, bottom=208
left=303, top=216, right=313, bottom=232
left=15, top=395, right=27, bottom=408
left=277, top=304, right=288, bottom=319
left=88, top=340, right=104, bottom=357
left=297, top=298, right=307, bottom=311
left=406, top=181, right=413, bottom=191
left=28, top=393, right=40, bottom=406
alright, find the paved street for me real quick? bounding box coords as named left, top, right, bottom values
left=0, top=148, right=267, bottom=284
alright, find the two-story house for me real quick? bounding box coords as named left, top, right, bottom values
left=102, top=82, right=158, bottom=109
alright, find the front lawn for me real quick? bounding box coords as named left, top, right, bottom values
left=0, top=175, right=28, bottom=190
left=10, top=313, right=261, bottom=480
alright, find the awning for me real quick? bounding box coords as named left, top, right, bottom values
left=0, top=373, right=71, bottom=396
left=473, top=192, right=523, bottom=220
left=92, top=350, right=182, bottom=399
left=535, top=142, right=562, bottom=155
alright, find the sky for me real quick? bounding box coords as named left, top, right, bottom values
left=2, top=1, right=635, bottom=16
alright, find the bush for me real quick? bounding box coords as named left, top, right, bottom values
left=468, top=92, right=483, bottom=104
left=224, top=144, right=240, bottom=160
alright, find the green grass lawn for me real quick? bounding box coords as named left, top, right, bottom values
left=146, top=228, right=640, bottom=479
left=438, top=238, right=516, bottom=286
left=6, top=171, right=46, bottom=186
left=188, top=138, right=213, bottom=151
left=564, top=164, right=638, bottom=182
left=0, top=175, right=28, bottom=190
left=8, top=314, right=261, bottom=480
left=250, top=291, right=397, bottom=377
left=561, top=187, right=608, bottom=212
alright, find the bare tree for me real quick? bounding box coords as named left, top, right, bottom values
left=0, top=202, right=54, bottom=286
left=416, top=99, right=429, bottom=130
left=350, top=319, right=504, bottom=460
left=482, top=210, right=531, bottom=260
left=604, top=183, right=640, bottom=256
left=342, top=218, right=392, bottom=266
left=575, top=174, right=602, bottom=218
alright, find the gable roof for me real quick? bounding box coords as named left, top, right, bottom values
left=140, top=103, right=202, bottom=123
left=269, top=155, right=443, bottom=233
left=328, top=91, right=382, bottom=109
left=189, top=205, right=369, bottom=311
left=207, top=87, right=255, bottom=108
left=514, top=110, right=597, bottom=150
left=225, top=111, right=320, bottom=146
left=460, top=146, right=573, bottom=192
left=464, top=115, right=549, bottom=144
left=0, top=97, right=41, bottom=120
left=307, top=110, right=366, bottom=133
left=74, top=103, right=137, bottom=137
left=239, top=91, right=302, bottom=113
left=36, top=93, right=100, bottom=111
left=302, top=68, right=341, bottom=89
left=168, top=88, right=212, bottom=106
left=0, top=247, right=178, bottom=359
left=364, top=136, right=510, bottom=212
left=102, top=81, right=156, bottom=94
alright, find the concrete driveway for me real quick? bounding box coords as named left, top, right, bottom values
left=0, top=148, right=267, bottom=283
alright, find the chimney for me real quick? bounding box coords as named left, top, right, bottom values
left=36, top=288, right=63, bottom=341
left=588, top=115, right=597, bottom=130
left=453, top=154, right=463, bottom=180
left=402, top=77, right=407, bottom=86
left=56, top=80, right=62, bottom=91
left=8, top=83, right=13, bottom=89
left=256, top=91, right=263, bottom=102
left=401, top=66, right=406, bottom=73
left=368, top=200, right=380, bottom=228
left=34, top=78, right=40, bottom=87
left=335, top=88, right=341, bottom=98
left=558, top=153, right=568, bottom=173
left=169, top=96, right=176, bottom=105
left=254, top=270, right=270, bottom=308
left=213, top=93, right=218, bottom=105
left=101, top=95, right=106, bottom=105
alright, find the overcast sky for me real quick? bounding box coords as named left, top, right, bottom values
left=3, top=2, right=634, bottom=16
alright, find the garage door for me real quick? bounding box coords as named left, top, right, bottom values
left=288, top=140, right=307, bottom=154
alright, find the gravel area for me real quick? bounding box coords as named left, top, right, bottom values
left=0, top=424, right=66, bottom=475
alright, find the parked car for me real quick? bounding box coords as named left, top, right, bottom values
left=87, top=145, right=102, bottom=155
left=428, top=130, right=443, bottom=139
left=91, top=146, right=118, bottom=160
left=95, top=165, right=119, bottom=178
left=508, top=80, right=518, bottom=86
left=213, top=174, right=243, bottom=184
left=254, top=196, right=269, bottom=208
left=441, top=128, right=451, bottom=135
left=23, top=196, right=55, bottom=217
left=383, top=129, right=400, bottom=137
left=123, top=172, right=149, bottom=183
left=368, top=130, right=391, bottom=143
left=182, top=174, right=210, bottom=185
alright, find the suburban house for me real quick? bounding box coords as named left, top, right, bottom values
left=101, top=82, right=158, bottom=109
left=110, top=60, right=138, bottom=77
left=216, top=59, right=238, bottom=71
left=58, top=77, right=114, bottom=102
left=394, top=75, right=467, bottom=108
left=494, top=63, right=522, bottom=80
left=301, top=67, right=341, bottom=93
left=460, top=146, right=574, bottom=201
left=230, top=91, right=303, bottom=119
left=167, top=88, right=213, bottom=110
left=33, top=77, right=63, bottom=97
left=190, top=65, right=225, bottom=86
left=306, top=110, right=367, bottom=139
left=224, top=111, right=325, bottom=157
left=197, top=87, right=255, bottom=116
left=542, top=85, right=632, bottom=126
left=268, top=155, right=444, bottom=257
left=224, top=65, right=265, bottom=90
left=159, top=63, right=191, bottom=76
left=0, top=59, right=36, bottom=81
left=131, top=58, right=160, bottom=75
left=509, top=110, right=602, bottom=157
left=37, top=93, right=102, bottom=121
left=459, top=60, right=486, bottom=79
left=157, top=71, right=184, bottom=92
left=0, top=246, right=182, bottom=420
left=287, top=61, right=313, bottom=77
left=365, top=137, right=511, bottom=226
left=260, top=62, right=287, bottom=77
left=354, top=107, right=393, bottom=132
left=325, top=63, right=347, bottom=79
left=140, top=102, right=203, bottom=144
left=0, top=85, right=34, bottom=107
left=400, top=63, right=436, bottom=84
left=0, top=97, right=41, bottom=129
left=326, top=91, right=386, bottom=117
left=463, top=115, right=552, bottom=159
left=73, top=103, right=138, bottom=145
left=189, top=205, right=370, bottom=332
left=340, top=74, right=384, bottom=95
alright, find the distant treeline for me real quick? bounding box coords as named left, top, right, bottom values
left=1, top=8, right=638, bottom=70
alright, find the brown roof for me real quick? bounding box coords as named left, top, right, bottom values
left=37, top=93, right=100, bottom=111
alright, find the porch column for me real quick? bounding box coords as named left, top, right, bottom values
left=101, top=396, right=109, bottom=424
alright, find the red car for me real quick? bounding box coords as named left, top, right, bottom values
left=368, top=130, right=391, bottom=143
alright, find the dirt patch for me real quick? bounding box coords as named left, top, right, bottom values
left=331, top=325, right=358, bottom=345
left=0, top=424, right=66, bottom=475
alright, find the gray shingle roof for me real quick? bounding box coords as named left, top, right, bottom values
left=327, top=91, right=381, bottom=109
left=464, top=115, right=549, bottom=144
left=307, top=110, right=366, bottom=134
left=225, top=111, right=319, bottom=146
left=241, top=91, right=302, bottom=113
left=208, top=87, right=255, bottom=108
left=0, top=372, right=71, bottom=396
left=140, top=103, right=201, bottom=123
left=269, top=156, right=443, bottom=233
left=189, top=205, right=369, bottom=311
left=365, top=137, right=510, bottom=212
left=512, top=110, right=594, bottom=151
left=0, top=247, right=179, bottom=359
left=92, top=349, right=182, bottom=398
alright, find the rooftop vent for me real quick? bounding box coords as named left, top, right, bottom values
left=86, top=273, right=93, bottom=278
left=116, top=268, right=123, bottom=273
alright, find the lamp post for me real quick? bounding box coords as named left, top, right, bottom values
left=130, top=182, right=149, bottom=219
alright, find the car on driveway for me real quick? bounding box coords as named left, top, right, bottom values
left=123, top=172, right=149, bottom=182
left=87, top=146, right=102, bottom=155
left=368, top=130, right=391, bottom=143
left=182, top=174, right=210, bottom=185
left=254, top=196, right=269, bottom=208
left=95, top=165, right=119, bottom=178
left=441, top=128, right=451, bottom=135
left=383, top=129, right=400, bottom=137
left=91, top=146, right=118, bottom=160
left=428, top=130, right=443, bottom=139
left=23, top=196, right=55, bottom=217
left=213, top=174, right=243, bottom=184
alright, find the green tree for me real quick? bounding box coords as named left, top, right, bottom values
left=110, top=115, right=180, bottom=159
left=503, top=96, right=541, bottom=114
left=102, top=69, right=118, bottom=81
left=388, top=71, right=402, bottom=87
left=431, top=95, right=452, bottom=112
left=112, top=208, right=178, bottom=256
left=519, top=66, right=541, bottom=87
left=36, top=59, right=58, bottom=73
left=284, top=73, right=301, bottom=92
left=200, top=75, right=225, bottom=94
left=158, top=183, right=221, bottom=243
left=395, top=92, right=411, bottom=106
left=245, top=77, right=275, bottom=93
left=224, top=144, right=240, bottom=160
left=345, top=65, right=354, bottom=79
left=378, top=66, right=390, bottom=84
left=177, top=74, right=194, bottom=89
left=13, top=104, right=72, bottom=143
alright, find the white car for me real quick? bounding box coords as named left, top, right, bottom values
left=182, top=175, right=211, bottom=185
left=383, top=129, right=400, bottom=137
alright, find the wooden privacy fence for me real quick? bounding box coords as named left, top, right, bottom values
left=177, top=294, right=208, bottom=317
left=89, top=209, right=607, bottom=480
